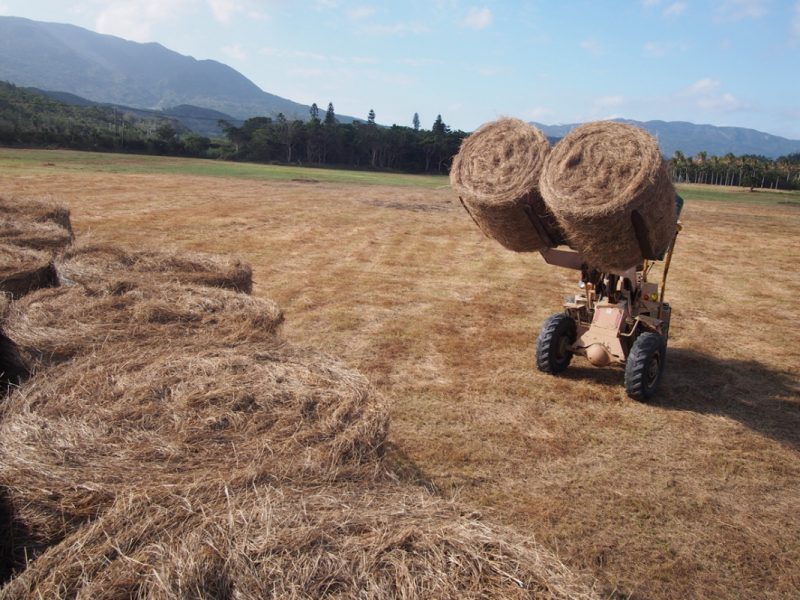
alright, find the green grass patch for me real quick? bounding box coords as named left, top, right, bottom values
left=675, top=183, right=800, bottom=206
left=0, top=148, right=450, bottom=189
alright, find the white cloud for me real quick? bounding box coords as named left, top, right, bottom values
left=348, top=6, right=375, bottom=20
left=643, top=40, right=689, bottom=57
left=594, top=95, right=625, bottom=108
left=207, top=0, right=267, bottom=25
left=221, top=42, right=247, bottom=61
left=579, top=38, right=603, bottom=56
left=523, top=106, right=554, bottom=121
left=716, top=0, right=769, bottom=20
left=477, top=65, right=511, bottom=76
left=397, top=57, right=444, bottom=66
left=94, top=0, right=191, bottom=41
left=0, top=3, right=9, bottom=15
left=461, top=7, right=492, bottom=30
left=361, top=22, right=430, bottom=35
left=681, top=78, right=747, bottom=113
left=261, top=47, right=378, bottom=65
left=663, top=1, right=687, bottom=17
left=685, top=78, right=721, bottom=95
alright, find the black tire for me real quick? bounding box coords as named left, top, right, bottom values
left=536, top=313, right=576, bottom=374
left=624, top=332, right=666, bottom=401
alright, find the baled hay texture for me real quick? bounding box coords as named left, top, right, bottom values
left=450, top=118, right=561, bottom=252
left=2, top=484, right=598, bottom=600
left=0, top=218, right=73, bottom=253
left=3, top=282, right=283, bottom=368
left=0, top=339, right=388, bottom=552
left=57, top=242, right=253, bottom=294
left=0, top=196, right=73, bottom=237
left=0, top=244, right=58, bottom=299
left=539, top=121, right=677, bottom=271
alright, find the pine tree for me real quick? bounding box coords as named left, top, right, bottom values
left=367, top=109, right=376, bottom=125
left=412, top=112, right=420, bottom=131
left=325, top=102, right=336, bottom=126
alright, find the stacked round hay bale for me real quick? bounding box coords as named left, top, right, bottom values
left=540, top=121, right=677, bottom=272
left=56, top=242, right=253, bottom=293
left=2, top=483, right=599, bottom=600
left=450, top=118, right=563, bottom=252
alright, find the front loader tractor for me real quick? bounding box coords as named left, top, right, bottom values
left=534, top=223, right=681, bottom=401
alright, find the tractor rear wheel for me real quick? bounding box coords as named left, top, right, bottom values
left=624, top=332, right=666, bottom=401
left=536, top=313, right=576, bottom=374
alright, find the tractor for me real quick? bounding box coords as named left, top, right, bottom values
left=534, top=218, right=682, bottom=401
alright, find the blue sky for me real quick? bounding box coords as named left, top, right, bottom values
left=2, top=1, right=799, bottom=138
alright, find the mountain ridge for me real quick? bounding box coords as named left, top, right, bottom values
left=530, top=119, right=800, bottom=159
left=0, top=16, right=325, bottom=122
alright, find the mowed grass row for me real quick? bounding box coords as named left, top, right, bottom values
left=2, top=148, right=799, bottom=600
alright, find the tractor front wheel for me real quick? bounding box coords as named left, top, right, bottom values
left=536, top=313, right=576, bottom=375
left=624, top=332, right=666, bottom=401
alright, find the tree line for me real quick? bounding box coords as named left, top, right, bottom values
left=218, top=103, right=468, bottom=174
left=2, top=80, right=799, bottom=188
left=667, top=150, right=800, bottom=191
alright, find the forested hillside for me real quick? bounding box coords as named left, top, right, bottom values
left=0, top=81, right=213, bottom=156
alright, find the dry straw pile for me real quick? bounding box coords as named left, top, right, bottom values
left=450, top=118, right=561, bottom=252
left=2, top=484, right=598, bottom=600
left=56, top=242, right=253, bottom=293
left=0, top=196, right=74, bottom=236
left=1, top=197, right=72, bottom=298
left=540, top=121, right=677, bottom=271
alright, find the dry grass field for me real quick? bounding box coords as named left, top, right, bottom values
left=2, top=149, right=799, bottom=599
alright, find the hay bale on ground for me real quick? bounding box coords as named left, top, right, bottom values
left=0, top=244, right=58, bottom=299
left=56, top=242, right=253, bottom=293
left=3, top=282, right=283, bottom=368
left=0, top=196, right=73, bottom=237
left=450, top=118, right=562, bottom=252
left=0, top=334, right=387, bottom=555
left=0, top=219, right=73, bottom=253
left=539, top=121, right=677, bottom=272
left=2, top=484, right=598, bottom=600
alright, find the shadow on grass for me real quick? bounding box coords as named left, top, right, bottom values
left=382, top=442, right=440, bottom=494
left=560, top=347, right=800, bottom=450
left=656, top=348, right=800, bottom=450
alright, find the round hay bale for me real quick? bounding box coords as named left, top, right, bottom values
left=0, top=339, right=388, bottom=555
left=450, top=118, right=561, bottom=252
left=539, top=121, right=677, bottom=271
left=56, top=242, right=253, bottom=294
left=2, top=484, right=598, bottom=600
left=0, top=244, right=59, bottom=299
left=0, top=196, right=73, bottom=237
left=3, top=282, right=283, bottom=368
left=0, top=219, right=73, bottom=253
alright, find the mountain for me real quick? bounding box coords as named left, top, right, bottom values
left=531, top=119, right=800, bottom=159
left=0, top=16, right=316, bottom=122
